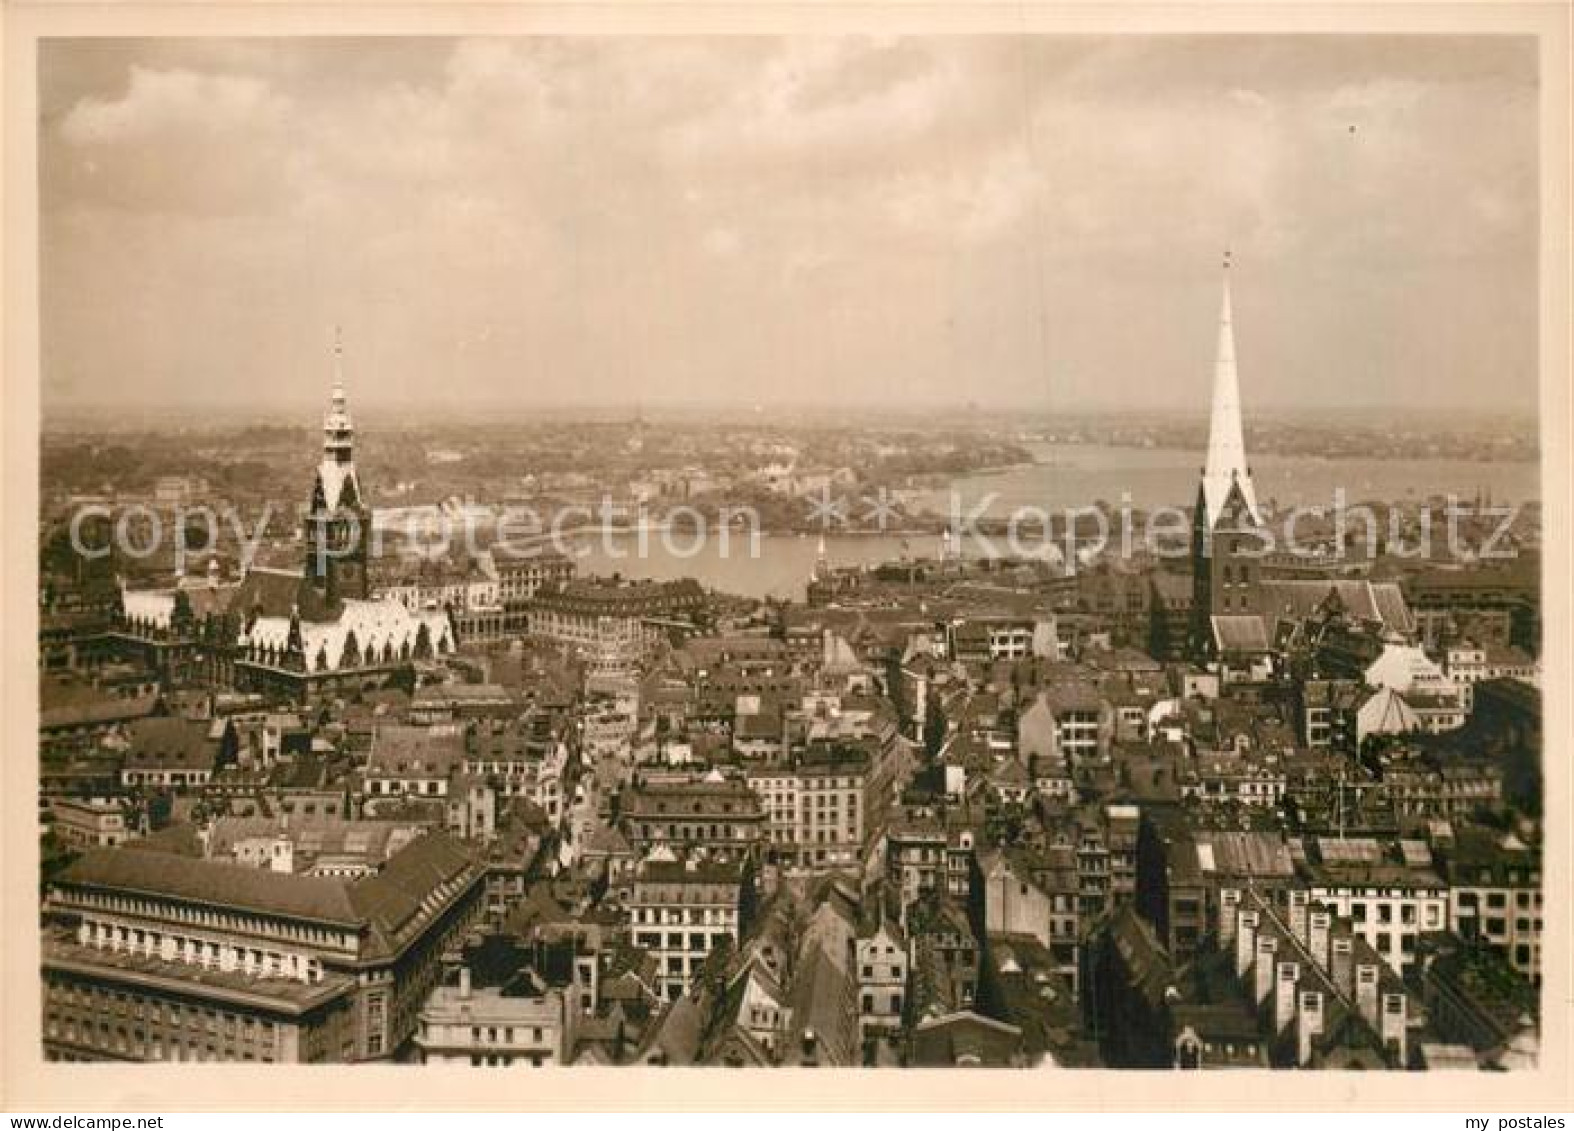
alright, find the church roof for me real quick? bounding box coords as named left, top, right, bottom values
left=1258, top=579, right=1415, bottom=635
left=1210, top=614, right=1271, bottom=654
left=237, top=587, right=454, bottom=672
left=232, top=567, right=338, bottom=622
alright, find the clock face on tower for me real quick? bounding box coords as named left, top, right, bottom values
left=335, top=560, right=367, bottom=600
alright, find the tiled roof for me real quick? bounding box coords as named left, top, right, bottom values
left=59, top=846, right=360, bottom=925
left=123, top=717, right=220, bottom=770
left=59, top=831, right=478, bottom=955
left=41, top=692, right=159, bottom=730
left=232, top=567, right=332, bottom=621
left=366, top=724, right=466, bottom=777
left=350, top=833, right=476, bottom=955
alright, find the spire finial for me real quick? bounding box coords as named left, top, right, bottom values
left=332, top=325, right=345, bottom=393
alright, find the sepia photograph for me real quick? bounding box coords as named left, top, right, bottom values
left=3, top=1, right=1570, bottom=1117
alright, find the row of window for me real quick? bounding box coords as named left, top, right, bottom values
left=66, top=892, right=350, bottom=949
left=45, top=1013, right=280, bottom=1063
left=80, top=919, right=325, bottom=982
left=634, top=930, right=728, bottom=952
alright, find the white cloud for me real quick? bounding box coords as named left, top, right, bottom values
left=61, top=66, right=287, bottom=145
left=39, top=36, right=1539, bottom=413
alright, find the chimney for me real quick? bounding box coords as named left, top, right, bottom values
left=1308, top=910, right=1332, bottom=972
left=1287, top=889, right=1310, bottom=947
left=1219, top=888, right=1241, bottom=946
left=1331, top=935, right=1355, bottom=998
left=1235, top=909, right=1260, bottom=978
left=459, top=966, right=472, bottom=1000
left=1274, top=960, right=1300, bottom=1033
left=1355, top=961, right=1380, bottom=1026
left=1380, top=992, right=1408, bottom=1065
left=1297, top=989, right=1324, bottom=1066
left=1254, top=935, right=1279, bottom=1004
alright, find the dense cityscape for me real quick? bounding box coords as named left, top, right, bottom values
left=36, top=267, right=1543, bottom=1070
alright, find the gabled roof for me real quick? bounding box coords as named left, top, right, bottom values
left=636, top=995, right=707, bottom=1065
left=1360, top=686, right=1423, bottom=736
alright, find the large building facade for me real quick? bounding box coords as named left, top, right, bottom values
left=42, top=833, right=485, bottom=1062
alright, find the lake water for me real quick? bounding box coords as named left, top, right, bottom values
left=570, top=443, right=1540, bottom=601
left=912, top=442, right=1541, bottom=518
left=571, top=531, right=927, bottom=603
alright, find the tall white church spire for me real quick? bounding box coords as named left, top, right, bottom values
left=1200, top=252, right=1260, bottom=528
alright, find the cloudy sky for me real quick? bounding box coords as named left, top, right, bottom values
left=39, top=35, right=1538, bottom=417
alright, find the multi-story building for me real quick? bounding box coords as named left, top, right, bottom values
left=619, top=777, right=765, bottom=857
left=408, top=684, right=519, bottom=725
left=464, top=714, right=568, bottom=824
left=1105, top=885, right=1416, bottom=1069
left=1405, top=562, right=1538, bottom=655
left=1136, top=822, right=1299, bottom=961
left=201, top=816, right=426, bottom=879
left=1180, top=753, right=1287, bottom=808
left=1301, top=836, right=1449, bottom=975
left=946, top=615, right=1057, bottom=663
left=486, top=548, right=576, bottom=634
left=1381, top=761, right=1503, bottom=820
left=49, top=797, right=133, bottom=849
left=414, top=969, right=565, bottom=1066
left=745, top=737, right=893, bottom=870
left=1298, top=678, right=1364, bottom=752
left=1017, top=684, right=1111, bottom=772
left=528, top=578, right=703, bottom=657
left=581, top=691, right=639, bottom=767
left=906, top=892, right=980, bottom=1020
left=42, top=833, right=485, bottom=1062
left=884, top=812, right=978, bottom=907
left=978, top=849, right=1080, bottom=990
left=855, top=896, right=908, bottom=1039
left=120, top=717, right=237, bottom=790
left=362, top=724, right=465, bottom=805
left=627, top=857, right=752, bottom=1001
left=1437, top=826, right=1543, bottom=984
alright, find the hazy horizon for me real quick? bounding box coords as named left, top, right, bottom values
left=39, top=398, right=1542, bottom=436
left=40, top=35, right=1539, bottom=416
